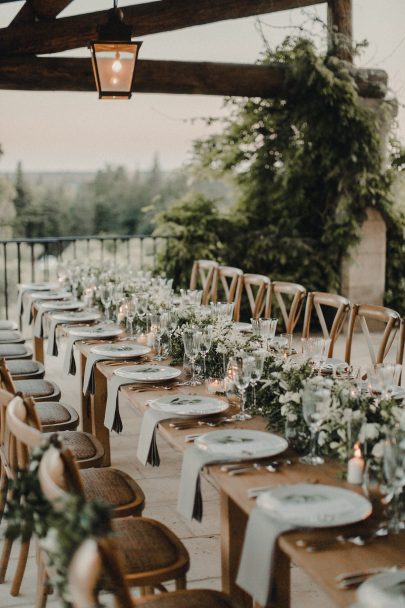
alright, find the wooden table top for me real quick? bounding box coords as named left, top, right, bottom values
left=75, top=340, right=405, bottom=607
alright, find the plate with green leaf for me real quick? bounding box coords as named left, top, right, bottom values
left=195, top=429, right=288, bottom=458
left=149, top=395, right=228, bottom=417
left=91, top=343, right=151, bottom=358
left=114, top=364, right=181, bottom=382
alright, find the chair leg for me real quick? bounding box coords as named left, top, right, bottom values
left=175, top=576, right=186, bottom=590
left=35, top=558, right=49, bottom=608
left=0, top=537, right=13, bottom=583
left=10, top=539, right=30, bottom=596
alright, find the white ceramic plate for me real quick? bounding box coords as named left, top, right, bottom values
left=51, top=311, right=101, bottom=323
left=195, top=429, right=288, bottom=458
left=357, top=571, right=405, bottom=608
left=234, top=322, right=252, bottom=333
left=149, top=395, right=228, bottom=417
left=321, top=358, right=348, bottom=373
left=90, top=343, right=151, bottom=358
left=68, top=325, right=123, bottom=338
left=20, top=282, right=59, bottom=291
left=31, top=291, right=71, bottom=300
left=257, top=483, right=371, bottom=527
left=41, top=300, right=81, bottom=311
left=114, top=364, right=181, bottom=382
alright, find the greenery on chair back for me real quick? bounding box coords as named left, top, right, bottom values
left=3, top=435, right=112, bottom=607
left=154, top=37, right=405, bottom=312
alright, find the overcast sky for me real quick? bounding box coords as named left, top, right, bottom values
left=0, top=0, right=404, bottom=172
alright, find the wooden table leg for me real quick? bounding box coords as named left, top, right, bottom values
left=270, top=546, right=290, bottom=608
left=220, top=491, right=253, bottom=608
left=92, top=365, right=111, bottom=466
left=79, top=353, right=92, bottom=434
left=32, top=308, right=44, bottom=363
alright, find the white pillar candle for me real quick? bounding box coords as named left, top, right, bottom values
left=347, top=443, right=365, bottom=485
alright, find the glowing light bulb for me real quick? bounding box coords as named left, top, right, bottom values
left=112, top=52, right=122, bottom=74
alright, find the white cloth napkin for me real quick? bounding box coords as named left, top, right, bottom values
left=104, top=375, right=137, bottom=433
left=236, top=507, right=297, bottom=606
left=83, top=353, right=109, bottom=396
left=46, top=318, right=62, bottom=356
left=137, top=409, right=179, bottom=467
left=33, top=303, right=48, bottom=338
left=177, top=446, right=236, bottom=522
left=63, top=335, right=80, bottom=376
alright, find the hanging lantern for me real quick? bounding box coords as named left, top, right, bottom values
left=89, top=0, right=142, bottom=100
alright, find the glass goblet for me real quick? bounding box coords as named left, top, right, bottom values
left=229, top=355, right=255, bottom=421
left=182, top=328, right=202, bottom=386
left=99, top=283, right=114, bottom=322
left=300, top=384, right=330, bottom=465
left=250, top=350, right=266, bottom=408
left=124, top=296, right=136, bottom=338
left=200, top=325, right=213, bottom=378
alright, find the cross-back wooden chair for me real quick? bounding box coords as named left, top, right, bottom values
left=211, top=266, right=243, bottom=314
left=189, top=260, right=218, bottom=305
left=268, top=281, right=306, bottom=334
left=69, top=537, right=237, bottom=608
left=39, top=444, right=190, bottom=605
left=345, top=304, right=401, bottom=366
left=235, top=273, right=271, bottom=322
left=302, top=292, right=351, bottom=357
left=0, top=357, right=61, bottom=403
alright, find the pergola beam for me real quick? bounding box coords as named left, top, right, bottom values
left=327, top=0, right=353, bottom=61
left=10, top=1, right=74, bottom=25
left=0, top=0, right=325, bottom=56
left=0, top=57, right=387, bottom=99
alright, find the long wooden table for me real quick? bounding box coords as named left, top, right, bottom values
left=71, top=340, right=405, bottom=607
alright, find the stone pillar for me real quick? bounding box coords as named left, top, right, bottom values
left=341, top=207, right=386, bottom=305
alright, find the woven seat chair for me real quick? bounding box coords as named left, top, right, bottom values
left=302, top=292, right=351, bottom=357
left=0, top=321, right=18, bottom=331
left=39, top=443, right=189, bottom=606
left=0, top=330, right=25, bottom=344
left=189, top=260, right=218, bottom=305
left=0, top=394, right=143, bottom=598
left=234, top=273, right=270, bottom=322
left=268, top=281, right=306, bottom=335
left=69, top=537, right=236, bottom=608
left=345, top=304, right=401, bottom=366
left=0, top=358, right=61, bottom=402
left=0, top=343, right=32, bottom=360
left=6, top=359, right=45, bottom=380
left=211, top=266, right=243, bottom=315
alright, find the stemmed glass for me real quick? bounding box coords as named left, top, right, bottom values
left=383, top=433, right=405, bottom=534
left=124, top=296, right=137, bottom=338
left=166, top=310, right=178, bottom=355
left=112, top=283, right=124, bottom=322
left=229, top=354, right=255, bottom=421
left=182, top=328, right=203, bottom=386
left=199, top=325, right=213, bottom=378
left=259, top=318, right=277, bottom=351
left=137, top=295, right=148, bottom=336
left=317, top=338, right=331, bottom=375
left=99, top=283, right=114, bottom=322
left=151, top=312, right=169, bottom=361
left=300, top=383, right=331, bottom=465
left=250, top=350, right=266, bottom=408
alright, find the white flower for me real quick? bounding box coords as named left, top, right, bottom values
left=372, top=440, right=385, bottom=460
left=359, top=422, right=380, bottom=442
left=40, top=528, right=60, bottom=555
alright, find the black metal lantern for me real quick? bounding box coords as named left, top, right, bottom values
left=89, top=0, right=142, bottom=100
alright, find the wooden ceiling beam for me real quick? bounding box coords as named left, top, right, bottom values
left=0, top=57, right=387, bottom=99
left=0, top=0, right=325, bottom=56
left=9, top=1, right=74, bottom=26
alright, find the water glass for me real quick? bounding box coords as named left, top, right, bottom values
left=182, top=327, right=203, bottom=385
left=124, top=295, right=136, bottom=338
left=300, top=383, right=330, bottom=465
left=99, top=282, right=114, bottom=322
left=259, top=318, right=277, bottom=350
left=250, top=350, right=266, bottom=408
left=228, top=354, right=255, bottom=421
left=151, top=312, right=169, bottom=361
left=200, top=325, right=213, bottom=378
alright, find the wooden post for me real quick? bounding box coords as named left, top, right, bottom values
left=327, top=0, right=353, bottom=62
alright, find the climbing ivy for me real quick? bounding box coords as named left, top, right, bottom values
left=155, top=37, right=405, bottom=312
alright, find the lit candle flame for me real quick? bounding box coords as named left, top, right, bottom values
left=354, top=442, right=362, bottom=459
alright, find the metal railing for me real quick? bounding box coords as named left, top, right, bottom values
left=0, top=234, right=171, bottom=321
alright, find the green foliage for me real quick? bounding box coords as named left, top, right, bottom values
left=154, top=37, right=405, bottom=311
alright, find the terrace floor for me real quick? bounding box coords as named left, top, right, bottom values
left=0, top=330, right=398, bottom=608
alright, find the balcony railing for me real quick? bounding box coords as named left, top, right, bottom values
left=0, top=234, right=171, bottom=322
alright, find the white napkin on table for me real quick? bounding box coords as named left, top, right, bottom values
left=46, top=318, right=62, bottom=356
left=104, top=375, right=138, bottom=433
left=137, top=409, right=179, bottom=467
left=83, top=353, right=109, bottom=396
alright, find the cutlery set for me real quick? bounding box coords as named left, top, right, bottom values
left=295, top=528, right=387, bottom=553
left=221, top=459, right=292, bottom=475
left=335, top=566, right=401, bottom=589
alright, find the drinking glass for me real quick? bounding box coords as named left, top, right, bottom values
left=137, top=295, right=149, bottom=335
left=250, top=350, right=266, bottom=408
left=279, top=333, right=293, bottom=356
left=300, top=383, right=330, bottom=465
left=383, top=433, right=405, bottom=534
left=166, top=310, right=178, bottom=355
left=200, top=325, right=213, bottom=378
left=151, top=312, right=169, bottom=361
left=124, top=296, right=137, bottom=338
left=317, top=338, right=331, bottom=375
left=182, top=328, right=203, bottom=386
left=112, top=283, right=124, bottom=322
left=229, top=355, right=255, bottom=421
left=259, top=318, right=278, bottom=350
left=99, top=283, right=114, bottom=322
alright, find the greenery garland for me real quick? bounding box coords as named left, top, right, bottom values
left=154, top=36, right=405, bottom=313
left=3, top=435, right=112, bottom=607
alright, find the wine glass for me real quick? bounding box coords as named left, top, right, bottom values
left=383, top=433, right=405, bottom=534
left=166, top=310, right=178, bottom=355
left=317, top=338, right=331, bottom=375
left=300, top=383, right=331, bottom=465
left=199, top=325, right=213, bottom=378
left=250, top=350, right=266, bottom=408
left=112, top=283, right=124, bottom=322
left=124, top=296, right=137, bottom=338
left=137, top=295, right=148, bottom=336
left=229, top=354, right=255, bottom=421
left=99, top=283, right=114, bottom=322
left=182, top=328, right=203, bottom=386
left=259, top=318, right=277, bottom=351
left=151, top=312, right=169, bottom=361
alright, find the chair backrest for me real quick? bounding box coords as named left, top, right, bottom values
left=0, top=357, right=17, bottom=394
left=268, top=281, right=306, bottom=334
left=345, top=304, right=401, bottom=365
left=3, top=394, right=42, bottom=476
left=189, top=260, right=218, bottom=305
left=235, top=274, right=270, bottom=322
left=211, top=266, right=243, bottom=312
left=69, top=537, right=133, bottom=608
left=303, top=292, right=351, bottom=357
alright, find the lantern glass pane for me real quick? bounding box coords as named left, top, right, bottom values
left=93, top=42, right=138, bottom=97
